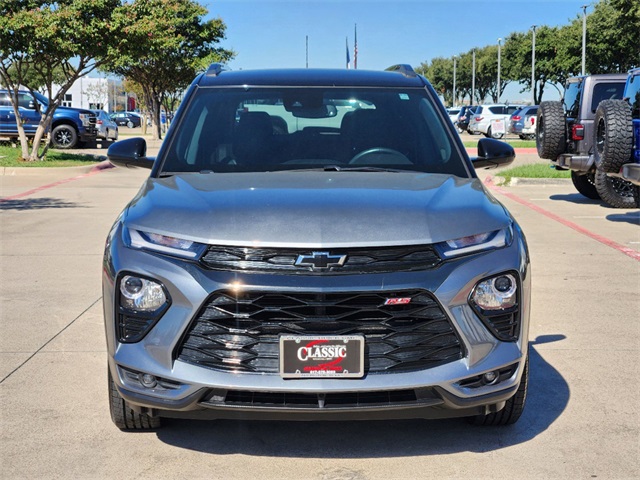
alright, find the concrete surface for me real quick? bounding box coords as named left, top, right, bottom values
left=0, top=151, right=639, bottom=479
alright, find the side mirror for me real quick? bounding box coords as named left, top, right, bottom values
left=472, top=138, right=515, bottom=169
left=107, top=137, right=154, bottom=169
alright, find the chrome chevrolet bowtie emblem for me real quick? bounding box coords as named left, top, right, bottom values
left=295, top=252, right=347, bottom=270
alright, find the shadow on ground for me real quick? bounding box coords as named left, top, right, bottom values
left=549, top=193, right=601, bottom=205
left=606, top=211, right=640, bottom=225
left=155, top=335, right=569, bottom=457
left=0, top=197, right=83, bottom=211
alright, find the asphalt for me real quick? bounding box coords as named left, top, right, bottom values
left=0, top=137, right=639, bottom=479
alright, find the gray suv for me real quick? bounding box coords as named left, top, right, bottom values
left=537, top=74, right=636, bottom=207
left=104, top=64, right=531, bottom=430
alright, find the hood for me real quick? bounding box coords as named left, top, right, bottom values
left=124, top=172, right=510, bottom=248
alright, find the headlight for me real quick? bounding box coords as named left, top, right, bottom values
left=119, top=275, right=167, bottom=312
left=116, top=273, right=170, bottom=343
left=437, top=226, right=512, bottom=258
left=472, top=273, right=517, bottom=311
left=79, top=113, right=91, bottom=126
left=469, top=272, right=520, bottom=342
left=124, top=227, right=206, bottom=259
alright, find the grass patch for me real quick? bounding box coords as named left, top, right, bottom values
left=0, top=144, right=99, bottom=167
left=497, top=162, right=570, bottom=184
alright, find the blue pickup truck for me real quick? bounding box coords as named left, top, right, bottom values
left=594, top=68, right=640, bottom=188
left=0, top=89, right=97, bottom=149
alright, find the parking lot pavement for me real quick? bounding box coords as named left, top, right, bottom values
left=1, top=165, right=638, bottom=479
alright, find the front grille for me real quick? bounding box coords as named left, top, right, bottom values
left=176, top=290, right=464, bottom=374
left=199, top=245, right=441, bottom=274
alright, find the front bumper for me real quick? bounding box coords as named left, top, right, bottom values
left=103, top=222, right=531, bottom=420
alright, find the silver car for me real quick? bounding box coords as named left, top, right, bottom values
left=104, top=64, right=530, bottom=430
left=92, top=110, right=118, bottom=142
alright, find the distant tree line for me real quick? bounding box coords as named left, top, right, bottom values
left=416, top=0, right=639, bottom=106
left=0, top=0, right=234, bottom=161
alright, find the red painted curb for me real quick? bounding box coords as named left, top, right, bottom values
left=0, top=169, right=106, bottom=202
left=484, top=176, right=640, bottom=262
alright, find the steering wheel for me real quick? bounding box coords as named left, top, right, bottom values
left=349, top=148, right=411, bottom=165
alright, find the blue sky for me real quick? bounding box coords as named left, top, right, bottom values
left=203, top=0, right=595, bottom=102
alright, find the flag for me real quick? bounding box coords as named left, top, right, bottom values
left=354, top=24, right=358, bottom=69
left=346, top=37, right=351, bottom=69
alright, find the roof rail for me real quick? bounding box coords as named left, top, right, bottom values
left=385, top=64, right=417, bottom=78
left=206, top=63, right=226, bottom=77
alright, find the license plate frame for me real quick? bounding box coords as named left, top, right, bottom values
left=279, top=335, right=365, bottom=379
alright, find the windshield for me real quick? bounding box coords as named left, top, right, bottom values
left=160, top=87, right=468, bottom=177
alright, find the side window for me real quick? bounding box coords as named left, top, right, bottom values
left=626, top=75, right=640, bottom=119
left=564, top=82, right=582, bottom=118
left=18, top=93, right=34, bottom=109
left=0, top=93, right=10, bottom=107
left=590, top=83, right=625, bottom=113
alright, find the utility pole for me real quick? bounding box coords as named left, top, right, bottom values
left=531, top=25, right=537, bottom=105
left=472, top=49, right=476, bottom=105
left=306, top=35, right=309, bottom=68
left=453, top=55, right=457, bottom=107
left=497, top=38, right=502, bottom=103
left=581, top=5, right=587, bottom=75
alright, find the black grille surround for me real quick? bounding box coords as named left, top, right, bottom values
left=175, top=289, right=464, bottom=375
left=199, top=245, right=442, bottom=275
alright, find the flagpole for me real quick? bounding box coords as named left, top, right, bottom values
left=354, top=24, right=358, bottom=69
left=306, top=35, right=308, bottom=68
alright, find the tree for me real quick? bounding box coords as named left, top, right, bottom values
left=417, top=57, right=454, bottom=105
left=104, top=0, right=234, bottom=140
left=0, top=0, right=119, bottom=160
left=584, top=0, right=639, bottom=73
left=502, top=26, right=562, bottom=104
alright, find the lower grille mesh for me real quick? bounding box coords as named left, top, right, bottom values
left=176, top=290, right=464, bottom=374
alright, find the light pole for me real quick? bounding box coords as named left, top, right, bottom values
left=531, top=25, right=537, bottom=105
left=453, top=55, right=457, bottom=107
left=497, top=38, right=502, bottom=103
left=581, top=5, right=587, bottom=75
left=472, top=49, right=476, bottom=105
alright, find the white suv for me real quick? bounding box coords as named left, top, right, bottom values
left=468, top=104, right=524, bottom=138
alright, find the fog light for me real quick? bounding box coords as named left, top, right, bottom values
left=483, top=371, right=499, bottom=385
left=139, top=373, right=157, bottom=388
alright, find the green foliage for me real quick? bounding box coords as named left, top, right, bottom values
left=0, top=0, right=120, bottom=160
left=417, top=0, right=639, bottom=104
left=103, top=0, right=234, bottom=139
left=0, top=143, right=98, bottom=167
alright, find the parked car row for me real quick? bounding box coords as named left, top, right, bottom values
left=0, top=89, right=98, bottom=149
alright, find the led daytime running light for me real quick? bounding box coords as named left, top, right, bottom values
left=126, top=227, right=205, bottom=259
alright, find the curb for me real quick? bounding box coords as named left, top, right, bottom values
left=509, top=177, right=571, bottom=186
left=485, top=175, right=571, bottom=187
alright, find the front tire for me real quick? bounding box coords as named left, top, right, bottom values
left=51, top=124, right=78, bottom=149
left=594, top=170, right=638, bottom=208
left=571, top=171, right=600, bottom=200
left=536, top=101, right=566, bottom=160
left=594, top=100, right=633, bottom=173
left=468, top=356, right=528, bottom=426
left=108, top=370, right=161, bottom=430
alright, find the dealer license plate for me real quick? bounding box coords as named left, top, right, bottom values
left=279, top=335, right=365, bottom=379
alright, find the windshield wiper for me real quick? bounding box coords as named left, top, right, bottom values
left=324, top=165, right=408, bottom=173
